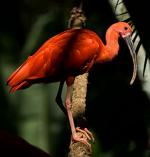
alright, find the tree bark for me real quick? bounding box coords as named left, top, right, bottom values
left=67, top=6, right=92, bottom=157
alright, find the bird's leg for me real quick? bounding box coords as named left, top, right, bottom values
left=66, top=85, right=94, bottom=150
left=55, top=80, right=67, bottom=115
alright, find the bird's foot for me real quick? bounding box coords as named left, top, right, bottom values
left=70, top=127, right=94, bottom=153
left=76, top=127, right=95, bottom=143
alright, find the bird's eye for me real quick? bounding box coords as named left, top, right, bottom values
left=124, top=27, right=128, bottom=30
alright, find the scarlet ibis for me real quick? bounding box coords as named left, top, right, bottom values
left=7, top=21, right=137, bottom=148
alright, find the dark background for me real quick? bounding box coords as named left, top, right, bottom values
left=0, top=0, right=150, bottom=156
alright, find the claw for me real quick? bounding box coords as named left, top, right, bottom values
left=84, top=128, right=95, bottom=143
left=70, top=127, right=94, bottom=153
left=76, top=127, right=95, bottom=143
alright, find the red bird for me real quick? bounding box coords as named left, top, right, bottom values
left=7, top=22, right=137, bottom=148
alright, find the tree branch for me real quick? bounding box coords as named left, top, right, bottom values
left=67, top=6, right=92, bottom=157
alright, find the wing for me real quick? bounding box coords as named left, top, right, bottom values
left=7, top=29, right=78, bottom=92
left=62, top=29, right=102, bottom=75
left=7, top=28, right=102, bottom=92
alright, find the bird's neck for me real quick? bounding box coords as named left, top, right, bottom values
left=95, top=28, right=120, bottom=63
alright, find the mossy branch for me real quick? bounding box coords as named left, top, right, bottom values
left=67, top=6, right=92, bottom=157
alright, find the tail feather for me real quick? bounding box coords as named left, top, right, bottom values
left=7, top=68, right=28, bottom=87
left=7, top=54, right=49, bottom=92
left=7, top=60, right=31, bottom=91
left=9, top=81, right=30, bottom=93
left=7, top=66, right=24, bottom=85
left=9, top=58, right=29, bottom=79
left=7, top=63, right=46, bottom=92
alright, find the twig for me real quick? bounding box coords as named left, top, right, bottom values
left=67, top=5, right=92, bottom=157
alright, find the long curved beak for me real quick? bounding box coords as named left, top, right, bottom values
left=123, top=35, right=137, bottom=85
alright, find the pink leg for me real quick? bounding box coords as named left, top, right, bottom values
left=66, top=86, right=76, bottom=135
left=66, top=85, right=94, bottom=150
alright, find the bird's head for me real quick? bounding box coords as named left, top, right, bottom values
left=112, top=22, right=137, bottom=85
left=112, top=22, right=132, bottom=37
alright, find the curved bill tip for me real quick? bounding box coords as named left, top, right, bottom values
left=123, top=35, right=137, bottom=85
